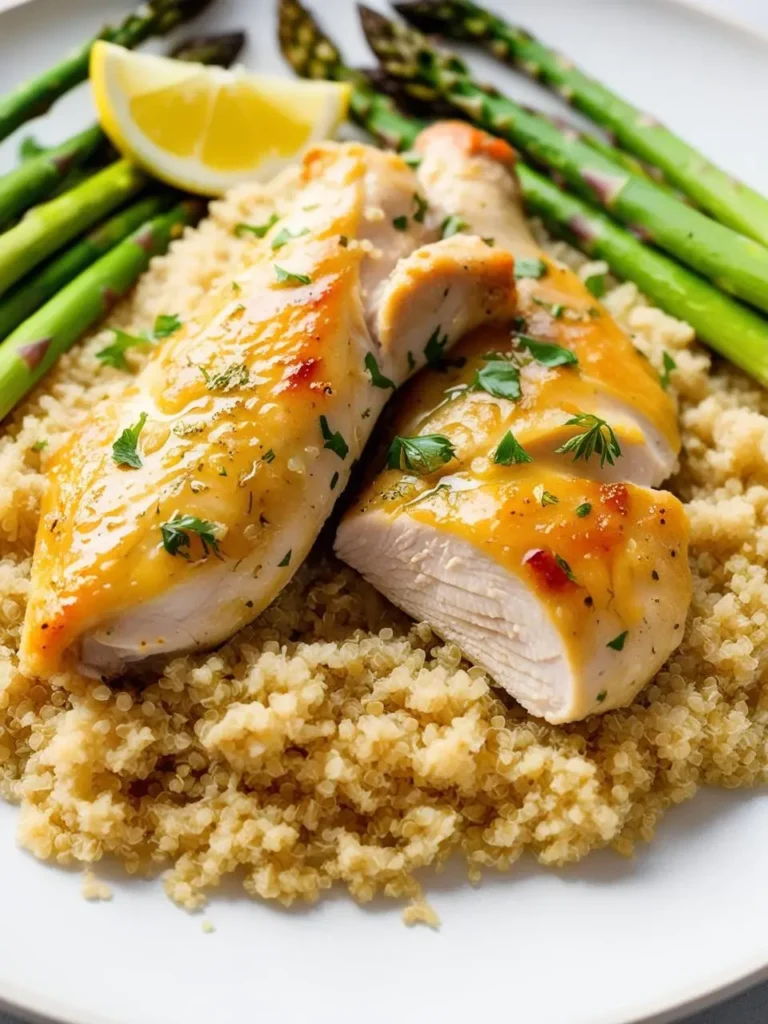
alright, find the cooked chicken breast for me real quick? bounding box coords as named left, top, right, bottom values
left=20, top=137, right=517, bottom=680
left=335, top=123, right=692, bottom=724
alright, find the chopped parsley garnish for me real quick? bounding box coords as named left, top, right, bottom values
left=202, top=362, right=249, bottom=392
left=278, top=550, right=292, bottom=567
left=607, top=630, right=628, bottom=651
left=401, top=151, right=422, bottom=168
left=112, top=412, right=148, bottom=469
left=540, top=489, right=559, bottom=506
left=474, top=358, right=521, bottom=400
left=555, top=413, right=622, bottom=468
left=319, top=415, right=349, bottom=459
left=424, top=325, right=448, bottom=368
left=219, top=466, right=228, bottom=476
left=263, top=449, right=275, bottom=463
left=393, top=215, right=408, bottom=231
left=235, top=213, right=279, bottom=238
left=660, top=350, right=677, bottom=390
left=271, top=226, right=309, bottom=251
left=440, top=214, right=468, bottom=239
left=160, top=514, right=222, bottom=559
left=517, top=334, right=578, bottom=368
left=364, top=352, right=395, bottom=390
left=554, top=554, right=576, bottom=582
left=412, top=192, right=428, bottom=223
left=330, top=471, right=339, bottom=490
left=515, top=257, right=547, bottom=279
left=387, top=434, right=456, bottom=474
left=339, top=234, right=349, bottom=247
left=31, top=439, right=48, bottom=452
left=96, top=328, right=150, bottom=370
left=493, top=430, right=532, bottom=465
left=153, top=313, right=182, bottom=339
left=96, top=314, right=182, bottom=369
left=482, top=237, right=495, bottom=247
left=575, top=502, right=592, bottom=518
left=585, top=271, right=606, bottom=298
left=532, top=298, right=566, bottom=319
left=596, top=689, right=607, bottom=703
left=274, top=264, right=312, bottom=286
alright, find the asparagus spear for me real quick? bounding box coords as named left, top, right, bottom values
left=394, top=0, right=768, bottom=246
left=278, top=0, right=425, bottom=150
left=0, top=31, right=246, bottom=232
left=0, top=199, right=204, bottom=421
left=278, top=0, right=768, bottom=388
left=0, top=0, right=216, bottom=145
left=0, top=194, right=173, bottom=340
left=0, top=160, right=148, bottom=299
left=359, top=7, right=768, bottom=315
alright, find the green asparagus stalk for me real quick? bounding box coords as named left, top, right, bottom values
left=359, top=7, right=768, bottom=315
left=517, top=163, right=768, bottom=385
left=0, top=126, right=104, bottom=231
left=0, top=194, right=173, bottom=341
left=0, top=30, right=246, bottom=232
left=0, top=199, right=204, bottom=421
left=0, top=0, right=216, bottom=145
left=278, top=0, right=425, bottom=150
left=394, top=0, right=768, bottom=245
left=0, top=161, right=148, bottom=299
left=278, top=0, right=768, bottom=388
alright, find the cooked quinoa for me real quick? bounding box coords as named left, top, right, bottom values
left=0, top=176, right=766, bottom=917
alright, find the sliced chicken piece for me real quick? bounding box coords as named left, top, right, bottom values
left=20, top=137, right=517, bottom=681
left=413, top=122, right=680, bottom=486
left=337, top=466, right=690, bottom=723
left=336, top=123, right=692, bottom=724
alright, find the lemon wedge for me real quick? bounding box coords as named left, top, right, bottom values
left=90, top=42, right=351, bottom=195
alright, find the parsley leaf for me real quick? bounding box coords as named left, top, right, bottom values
left=424, top=325, right=448, bottom=368
left=364, top=352, right=395, bottom=390
left=515, top=257, right=547, bottom=279
left=96, top=328, right=150, bottom=370
left=393, top=215, right=408, bottom=231
left=160, top=514, right=222, bottom=559
left=474, top=358, right=521, bottom=400
left=554, top=412, right=622, bottom=468
left=330, top=471, right=339, bottom=490
left=660, top=350, right=677, bottom=390
left=440, top=214, right=468, bottom=239
left=412, top=192, right=428, bottom=223
left=387, top=434, right=456, bottom=474
left=319, top=415, right=349, bottom=459
left=203, top=362, right=249, bottom=392
left=554, top=554, right=576, bottom=582
left=517, top=334, right=578, bottom=368
left=596, top=689, right=607, bottom=703
left=607, top=630, right=628, bottom=651
left=153, top=313, right=182, bottom=339
left=236, top=213, right=279, bottom=238
left=585, top=271, right=606, bottom=298
left=278, top=550, right=292, bottom=567
left=493, top=430, right=532, bottom=465
left=575, top=502, right=592, bottom=518
left=271, top=226, right=310, bottom=251
left=274, top=264, right=312, bottom=286
left=262, top=449, right=275, bottom=463
left=540, top=489, right=559, bottom=506
left=112, top=412, right=148, bottom=469
left=31, top=439, right=48, bottom=452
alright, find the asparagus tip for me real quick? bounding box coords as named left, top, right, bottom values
left=170, top=31, right=248, bottom=68
left=358, top=4, right=392, bottom=39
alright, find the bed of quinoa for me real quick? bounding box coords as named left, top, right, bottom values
left=0, top=174, right=766, bottom=921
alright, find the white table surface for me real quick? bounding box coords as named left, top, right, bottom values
left=0, top=0, right=766, bottom=1021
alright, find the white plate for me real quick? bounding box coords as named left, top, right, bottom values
left=1, top=2, right=768, bottom=1023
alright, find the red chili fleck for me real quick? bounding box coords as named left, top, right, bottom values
left=600, top=482, right=630, bottom=517
left=284, top=356, right=321, bottom=389
left=523, top=548, right=575, bottom=592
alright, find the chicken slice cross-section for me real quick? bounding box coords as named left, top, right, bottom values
left=335, top=123, right=692, bottom=724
